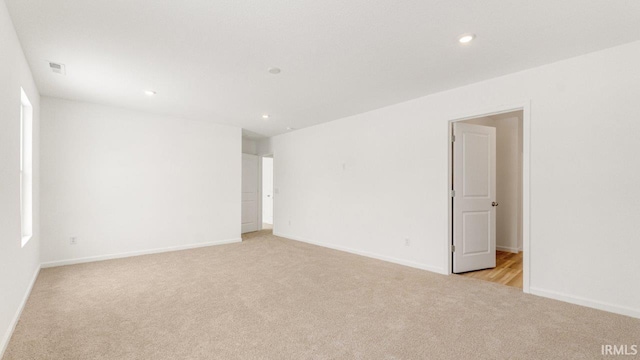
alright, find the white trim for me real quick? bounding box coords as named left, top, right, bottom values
left=0, top=264, right=40, bottom=359
left=521, top=102, right=531, bottom=293
left=41, top=238, right=242, bottom=268
left=530, top=287, right=640, bottom=319
left=446, top=101, right=532, bottom=294
left=275, top=232, right=447, bottom=275
left=496, top=245, right=520, bottom=254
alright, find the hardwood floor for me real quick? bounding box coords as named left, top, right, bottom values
left=458, top=251, right=523, bottom=288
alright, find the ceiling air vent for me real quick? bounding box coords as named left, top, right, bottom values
left=49, top=62, right=66, bottom=75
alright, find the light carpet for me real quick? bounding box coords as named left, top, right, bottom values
left=4, top=230, right=639, bottom=359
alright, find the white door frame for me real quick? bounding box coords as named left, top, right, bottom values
left=258, top=153, right=274, bottom=230
left=446, top=101, right=531, bottom=293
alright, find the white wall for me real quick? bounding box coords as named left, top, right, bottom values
left=241, top=153, right=259, bottom=233
left=517, top=115, right=523, bottom=251
left=256, top=137, right=273, bottom=156
left=243, top=137, right=273, bottom=156
left=494, top=114, right=523, bottom=253
left=242, top=138, right=257, bottom=155
left=0, top=0, right=41, bottom=355
left=272, top=41, right=640, bottom=318
left=40, top=97, right=241, bottom=265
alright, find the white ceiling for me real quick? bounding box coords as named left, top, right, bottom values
left=6, top=0, right=640, bottom=138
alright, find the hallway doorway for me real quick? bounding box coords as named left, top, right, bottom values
left=449, top=107, right=528, bottom=290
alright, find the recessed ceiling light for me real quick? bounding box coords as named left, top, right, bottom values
left=262, top=114, right=270, bottom=119
left=286, top=127, right=295, bottom=131
left=144, top=90, right=156, bottom=96
left=458, top=34, right=476, bottom=44
left=268, top=67, right=281, bottom=75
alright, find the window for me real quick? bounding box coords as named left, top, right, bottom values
left=20, top=88, right=33, bottom=247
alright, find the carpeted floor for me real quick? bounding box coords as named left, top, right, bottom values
left=4, top=230, right=639, bottom=359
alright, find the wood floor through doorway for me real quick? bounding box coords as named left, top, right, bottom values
left=458, top=251, right=523, bottom=288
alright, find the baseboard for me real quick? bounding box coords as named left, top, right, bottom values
left=0, top=264, right=41, bottom=359
left=41, top=238, right=242, bottom=268
left=496, top=245, right=520, bottom=253
left=274, top=232, right=446, bottom=275
left=529, top=287, right=640, bottom=319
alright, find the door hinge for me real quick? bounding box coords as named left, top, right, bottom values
left=451, top=134, right=456, bottom=142
left=450, top=189, right=455, bottom=197
left=451, top=244, right=455, bottom=253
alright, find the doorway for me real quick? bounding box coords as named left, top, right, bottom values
left=241, top=153, right=260, bottom=234
left=261, top=156, right=274, bottom=231
left=448, top=105, right=530, bottom=292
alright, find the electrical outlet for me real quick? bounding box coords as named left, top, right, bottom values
left=70, top=237, right=77, bottom=245
left=404, top=238, right=410, bottom=246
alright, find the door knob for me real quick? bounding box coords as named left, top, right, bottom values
left=492, top=202, right=499, bottom=207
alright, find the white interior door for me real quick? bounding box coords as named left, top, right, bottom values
left=242, top=154, right=259, bottom=233
left=261, top=157, right=274, bottom=224
left=453, top=122, right=497, bottom=273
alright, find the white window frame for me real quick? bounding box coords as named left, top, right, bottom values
left=20, top=88, right=33, bottom=247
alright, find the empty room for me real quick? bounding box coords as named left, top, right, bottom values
left=1, top=0, right=639, bottom=359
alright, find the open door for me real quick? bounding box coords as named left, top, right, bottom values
left=453, top=122, right=497, bottom=273
left=242, top=154, right=259, bottom=233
